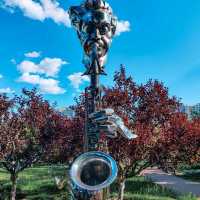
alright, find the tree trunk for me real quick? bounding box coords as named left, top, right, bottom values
left=10, top=173, right=18, bottom=200
left=118, top=180, right=126, bottom=200
left=102, top=187, right=109, bottom=200
left=91, top=192, right=103, bottom=200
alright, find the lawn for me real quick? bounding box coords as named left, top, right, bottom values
left=178, top=164, right=200, bottom=183
left=0, top=165, right=197, bottom=200
left=178, top=170, right=200, bottom=183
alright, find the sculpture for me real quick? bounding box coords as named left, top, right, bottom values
left=89, top=108, right=137, bottom=140
left=68, top=1, right=137, bottom=199
left=69, top=0, right=117, bottom=75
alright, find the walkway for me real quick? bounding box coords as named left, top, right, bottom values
left=142, top=168, right=200, bottom=197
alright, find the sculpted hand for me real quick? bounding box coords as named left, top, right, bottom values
left=89, top=109, right=137, bottom=140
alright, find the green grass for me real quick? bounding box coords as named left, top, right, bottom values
left=0, top=165, right=69, bottom=200
left=0, top=166, right=197, bottom=200
left=110, top=176, right=177, bottom=200
left=178, top=171, right=200, bottom=183
left=178, top=164, right=200, bottom=171
left=177, top=164, right=200, bottom=182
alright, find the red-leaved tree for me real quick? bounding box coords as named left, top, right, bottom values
left=70, top=66, right=181, bottom=200
left=150, top=113, right=200, bottom=173
left=61, top=66, right=199, bottom=200
left=0, top=89, right=56, bottom=200
left=101, top=66, right=180, bottom=200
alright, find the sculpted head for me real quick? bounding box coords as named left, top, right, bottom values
left=69, top=0, right=117, bottom=73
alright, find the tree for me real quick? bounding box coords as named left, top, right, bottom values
left=0, top=89, right=54, bottom=200
left=189, top=118, right=200, bottom=164
left=63, top=66, right=199, bottom=200
left=101, top=66, right=180, bottom=200
left=191, top=110, right=200, bottom=119
left=151, top=113, right=200, bottom=173
left=44, top=114, right=84, bottom=164
left=0, top=94, right=14, bottom=160
left=41, top=98, right=84, bottom=193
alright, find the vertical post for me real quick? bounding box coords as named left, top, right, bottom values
left=68, top=1, right=117, bottom=199
left=86, top=73, right=101, bottom=152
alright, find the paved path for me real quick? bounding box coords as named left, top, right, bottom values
left=142, top=168, right=200, bottom=197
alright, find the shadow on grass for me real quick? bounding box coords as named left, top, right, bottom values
left=1, top=166, right=196, bottom=200
left=0, top=183, right=26, bottom=200
left=0, top=181, right=68, bottom=200
left=110, top=176, right=177, bottom=200
left=178, top=172, right=200, bottom=182
left=0, top=166, right=68, bottom=200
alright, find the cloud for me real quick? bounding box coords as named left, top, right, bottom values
left=16, top=55, right=67, bottom=94
left=115, top=20, right=131, bottom=36
left=41, top=0, right=70, bottom=26
left=18, top=60, right=39, bottom=74
left=4, top=0, right=45, bottom=20
left=25, top=51, right=41, bottom=58
left=18, top=73, right=65, bottom=94
left=3, top=0, right=71, bottom=27
left=11, top=59, right=16, bottom=64
left=39, top=57, right=67, bottom=77
left=68, top=72, right=89, bottom=90
left=17, top=57, right=67, bottom=77
left=0, top=74, right=3, bottom=79
left=0, top=87, right=14, bottom=93
left=2, top=0, right=131, bottom=35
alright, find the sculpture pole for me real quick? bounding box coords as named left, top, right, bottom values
left=69, top=0, right=117, bottom=152
left=68, top=1, right=137, bottom=199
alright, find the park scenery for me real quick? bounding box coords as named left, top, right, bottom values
left=0, top=67, right=200, bottom=199
left=1, top=0, right=200, bottom=200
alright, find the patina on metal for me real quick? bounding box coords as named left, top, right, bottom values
left=68, top=0, right=137, bottom=199
left=69, top=0, right=117, bottom=76
left=69, top=0, right=118, bottom=151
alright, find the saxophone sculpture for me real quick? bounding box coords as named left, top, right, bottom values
left=68, top=1, right=137, bottom=199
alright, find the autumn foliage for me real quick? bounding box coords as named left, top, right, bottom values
left=64, top=66, right=200, bottom=199
left=151, top=113, right=200, bottom=172
left=0, top=66, right=200, bottom=200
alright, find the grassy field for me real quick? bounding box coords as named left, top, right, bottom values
left=0, top=166, right=197, bottom=200
left=178, top=164, right=200, bottom=183
left=178, top=171, right=200, bottom=183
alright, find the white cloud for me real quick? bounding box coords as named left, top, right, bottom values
left=18, top=60, right=39, bottom=74
left=18, top=73, right=65, bottom=94
left=3, top=0, right=131, bottom=36
left=4, top=0, right=45, bottom=20
left=16, top=56, right=67, bottom=95
left=115, top=20, right=131, bottom=36
left=39, top=57, right=67, bottom=77
left=41, top=0, right=70, bottom=26
left=0, top=87, right=14, bottom=93
left=0, top=74, right=3, bottom=79
left=3, top=0, right=71, bottom=27
left=11, top=59, right=16, bottom=64
left=25, top=51, right=41, bottom=58
left=17, top=57, right=67, bottom=77
left=68, top=72, right=89, bottom=90
left=19, top=73, right=40, bottom=84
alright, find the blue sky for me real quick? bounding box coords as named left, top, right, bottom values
left=0, top=0, right=200, bottom=107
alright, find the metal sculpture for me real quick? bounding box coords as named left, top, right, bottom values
left=68, top=0, right=137, bottom=199
left=69, top=0, right=117, bottom=76
left=89, top=108, right=137, bottom=140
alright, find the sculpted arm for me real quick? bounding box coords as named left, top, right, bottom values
left=89, top=109, right=137, bottom=140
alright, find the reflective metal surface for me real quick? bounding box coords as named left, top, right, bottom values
left=68, top=0, right=117, bottom=75
left=89, top=108, right=138, bottom=140
left=70, top=151, right=118, bottom=191
left=68, top=1, right=137, bottom=199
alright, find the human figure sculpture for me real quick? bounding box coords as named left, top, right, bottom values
left=89, top=108, right=137, bottom=140
left=68, top=1, right=137, bottom=199
left=69, top=0, right=137, bottom=142
left=68, top=0, right=117, bottom=75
